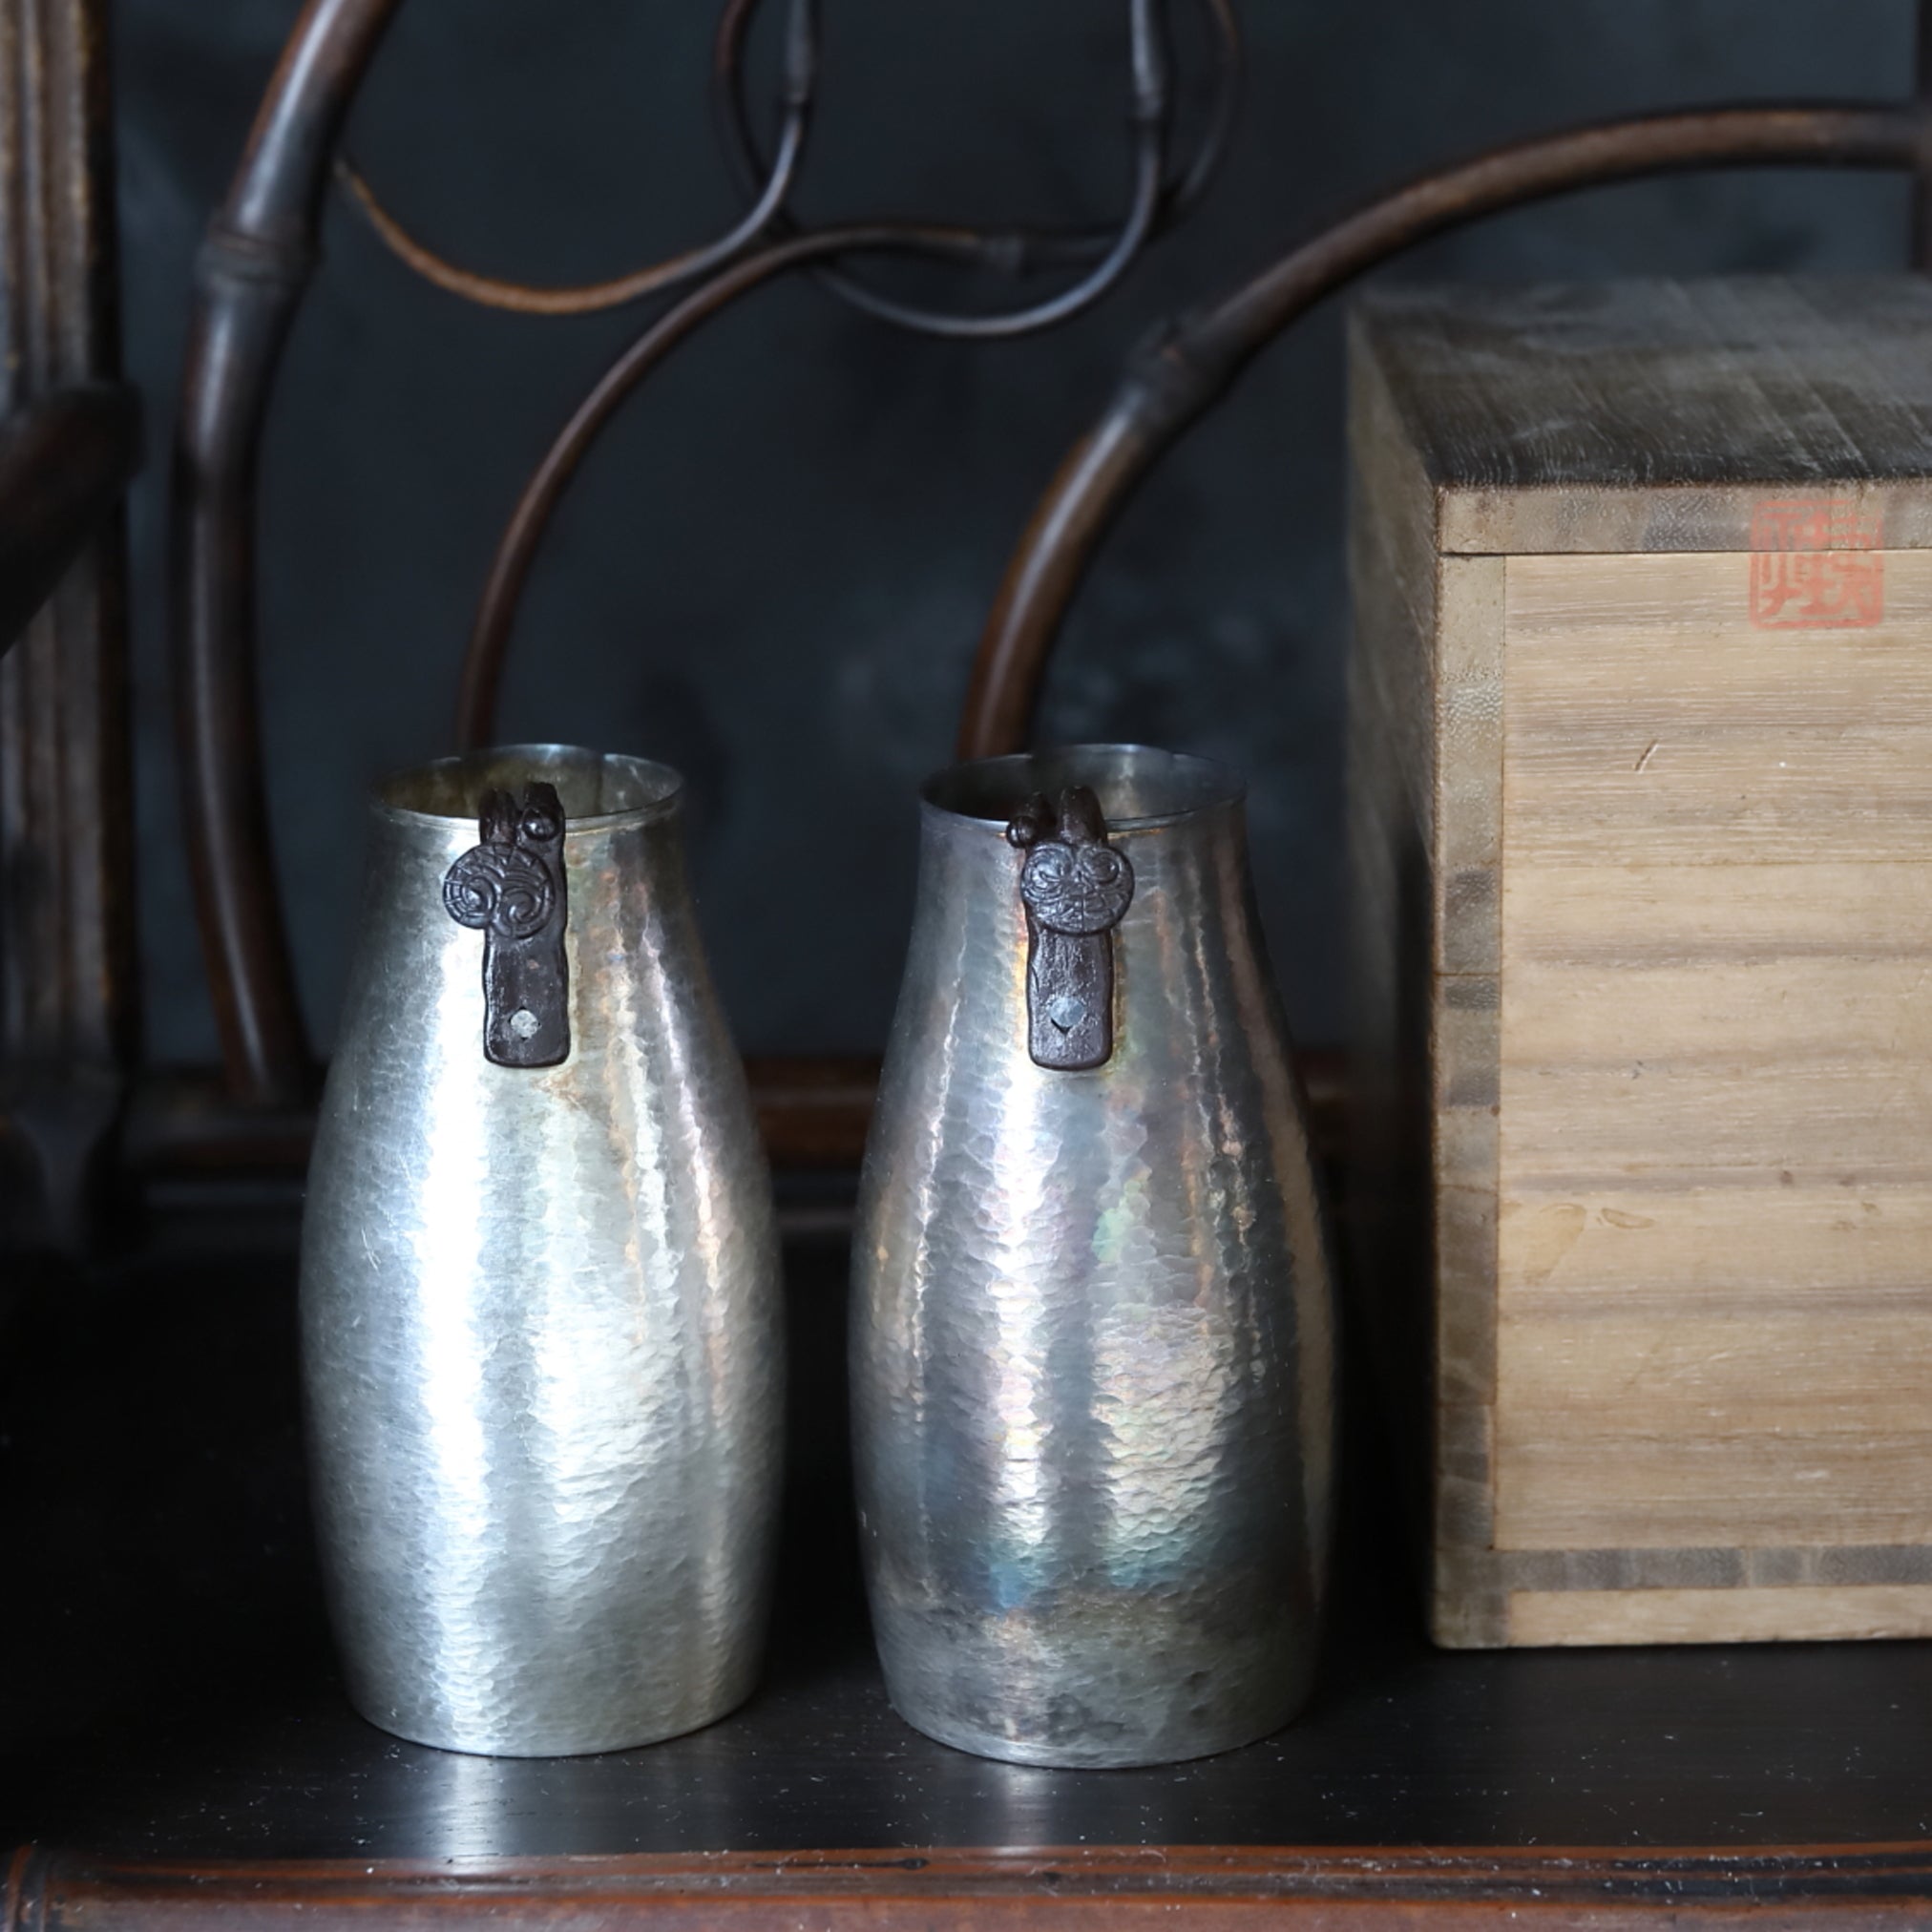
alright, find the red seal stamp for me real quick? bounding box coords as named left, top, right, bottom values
left=1749, top=498, right=1884, bottom=630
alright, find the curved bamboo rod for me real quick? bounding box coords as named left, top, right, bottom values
left=172, top=0, right=1200, bottom=1106
left=341, top=0, right=1211, bottom=332
left=456, top=225, right=939, bottom=747
left=332, top=0, right=818, bottom=317
left=332, top=116, right=808, bottom=318
left=957, top=100, right=1932, bottom=758
left=172, top=0, right=406, bottom=1106
left=710, top=0, right=1237, bottom=337
left=173, top=0, right=1932, bottom=1113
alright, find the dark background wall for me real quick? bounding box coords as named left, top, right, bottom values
left=116, top=1, right=1915, bottom=1063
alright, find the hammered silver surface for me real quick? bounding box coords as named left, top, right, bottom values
left=301, top=746, right=783, bottom=1758
left=851, top=746, right=1336, bottom=1769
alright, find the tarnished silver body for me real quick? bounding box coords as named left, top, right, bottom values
left=300, top=746, right=783, bottom=1758
left=852, top=746, right=1336, bottom=1769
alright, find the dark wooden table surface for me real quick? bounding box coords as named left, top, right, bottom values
left=4, top=1204, right=1931, bottom=1923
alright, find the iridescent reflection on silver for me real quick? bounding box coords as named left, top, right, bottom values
left=301, top=746, right=783, bottom=1757
left=852, top=746, right=1336, bottom=1769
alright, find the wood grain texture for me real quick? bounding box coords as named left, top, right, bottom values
left=1348, top=278, right=1932, bottom=1649
left=1509, top=1587, right=1932, bottom=1647
left=20, top=1844, right=1932, bottom=1932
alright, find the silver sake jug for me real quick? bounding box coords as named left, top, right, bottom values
left=851, top=745, right=1336, bottom=1768
left=300, top=745, right=783, bottom=1756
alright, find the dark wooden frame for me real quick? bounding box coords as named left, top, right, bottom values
left=15, top=1845, right=1932, bottom=1929
left=10, top=2, right=1932, bottom=1920
left=0, top=0, right=139, bottom=1247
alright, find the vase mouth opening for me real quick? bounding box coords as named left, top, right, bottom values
left=923, top=744, right=1243, bottom=831
left=372, top=745, right=682, bottom=830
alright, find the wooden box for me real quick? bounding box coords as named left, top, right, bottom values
left=1348, top=276, right=1932, bottom=1648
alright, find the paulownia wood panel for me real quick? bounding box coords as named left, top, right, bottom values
left=1504, top=553, right=1932, bottom=866
left=1495, top=548, right=1932, bottom=1621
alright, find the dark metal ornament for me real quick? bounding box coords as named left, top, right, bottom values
left=442, top=781, right=569, bottom=1068
left=1007, top=786, right=1134, bottom=1071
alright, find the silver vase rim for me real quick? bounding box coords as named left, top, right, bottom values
left=369, top=743, right=683, bottom=834
left=921, top=743, right=1243, bottom=833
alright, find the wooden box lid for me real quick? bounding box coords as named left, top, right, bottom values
left=1351, top=276, right=1932, bottom=555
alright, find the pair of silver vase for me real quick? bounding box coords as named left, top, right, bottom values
left=300, top=741, right=1335, bottom=1768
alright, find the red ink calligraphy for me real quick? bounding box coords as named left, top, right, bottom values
left=1749, top=499, right=1884, bottom=630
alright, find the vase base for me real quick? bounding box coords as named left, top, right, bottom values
left=342, top=1680, right=756, bottom=1760
left=887, top=1691, right=1305, bottom=1771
